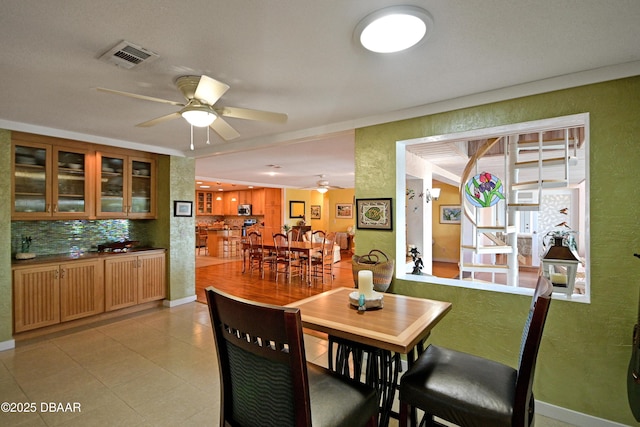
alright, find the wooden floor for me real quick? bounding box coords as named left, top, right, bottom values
left=195, top=251, right=357, bottom=305
left=195, top=255, right=540, bottom=306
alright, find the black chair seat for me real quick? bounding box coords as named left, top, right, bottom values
left=400, top=344, right=517, bottom=427
left=308, top=363, right=379, bottom=427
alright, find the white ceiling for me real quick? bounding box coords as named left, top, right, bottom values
left=1, top=1, right=639, bottom=190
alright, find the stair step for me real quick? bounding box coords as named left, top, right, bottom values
left=461, top=263, right=509, bottom=273
left=476, top=225, right=517, bottom=234
left=461, top=245, right=513, bottom=254
left=515, top=157, right=568, bottom=169
left=508, top=203, right=540, bottom=211
left=517, top=138, right=578, bottom=150
left=511, top=179, right=567, bottom=190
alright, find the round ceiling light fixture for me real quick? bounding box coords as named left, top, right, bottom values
left=355, top=5, right=433, bottom=53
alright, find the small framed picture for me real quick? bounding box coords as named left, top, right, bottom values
left=440, top=205, right=462, bottom=224
left=310, top=205, right=321, bottom=219
left=174, top=200, right=193, bottom=217
left=356, top=198, right=392, bottom=230
left=335, top=203, right=353, bottom=219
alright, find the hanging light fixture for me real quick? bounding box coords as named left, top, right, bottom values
left=355, top=5, right=433, bottom=53
left=180, top=102, right=217, bottom=128
left=316, top=187, right=328, bottom=194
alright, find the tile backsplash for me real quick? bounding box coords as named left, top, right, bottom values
left=11, top=219, right=153, bottom=256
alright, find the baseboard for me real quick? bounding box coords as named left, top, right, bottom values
left=162, top=295, right=197, bottom=308
left=536, top=400, right=629, bottom=427
left=0, top=339, right=15, bottom=352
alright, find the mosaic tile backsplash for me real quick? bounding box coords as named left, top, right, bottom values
left=11, top=220, right=153, bottom=256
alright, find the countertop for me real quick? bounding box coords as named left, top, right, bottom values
left=11, top=247, right=166, bottom=267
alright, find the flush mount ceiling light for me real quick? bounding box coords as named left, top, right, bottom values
left=355, top=5, right=433, bottom=53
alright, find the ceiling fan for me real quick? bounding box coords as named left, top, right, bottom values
left=96, top=74, right=287, bottom=143
left=308, top=175, right=343, bottom=193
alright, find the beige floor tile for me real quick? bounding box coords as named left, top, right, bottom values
left=131, top=383, right=211, bottom=426
left=55, top=398, right=145, bottom=427
left=83, top=352, right=159, bottom=388
left=110, top=368, right=186, bottom=408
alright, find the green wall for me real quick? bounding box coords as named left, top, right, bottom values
left=0, top=131, right=12, bottom=344
left=151, top=155, right=196, bottom=301
left=355, top=76, right=640, bottom=425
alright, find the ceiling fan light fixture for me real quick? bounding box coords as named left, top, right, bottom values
left=316, top=187, right=328, bottom=194
left=181, top=106, right=216, bottom=127
left=355, top=6, right=433, bottom=53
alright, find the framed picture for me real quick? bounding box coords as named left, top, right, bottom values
left=440, top=205, right=462, bottom=224
left=310, top=205, right=321, bottom=219
left=356, top=198, right=393, bottom=230
left=335, top=203, right=353, bottom=219
left=174, top=200, right=193, bottom=217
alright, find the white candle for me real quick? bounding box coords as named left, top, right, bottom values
left=550, top=272, right=567, bottom=285
left=358, top=270, right=374, bottom=299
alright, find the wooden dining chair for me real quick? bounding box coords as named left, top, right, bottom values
left=205, top=286, right=379, bottom=427
left=398, top=275, right=553, bottom=427
left=247, top=231, right=273, bottom=278
left=273, top=232, right=304, bottom=283
left=310, top=231, right=335, bottom=284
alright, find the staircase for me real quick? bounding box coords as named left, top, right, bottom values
left=459, top=129, right=578, bottom=286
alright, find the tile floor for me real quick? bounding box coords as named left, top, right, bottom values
left=0, top=302, right=574, bottom=426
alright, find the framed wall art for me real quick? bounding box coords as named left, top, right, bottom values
left=335, top=203, right=353, bottom=219
left=356, top=198, right=392, bottom=230
left=440, top=205, right=462, bottom=224
left=174, top=200, right=193, bottom=217
left=310, top=205, right=321, bottom=219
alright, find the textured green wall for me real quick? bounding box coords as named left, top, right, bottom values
left=151, top=155, right=196, bottom=301
left=355, top=76, right=640, bottom=425
left=0, top=131, right=12, bottom=343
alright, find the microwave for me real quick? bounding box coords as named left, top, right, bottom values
left=238, top=204, right=252, bottom=216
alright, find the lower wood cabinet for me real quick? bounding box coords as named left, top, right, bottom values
left=13, top=259, right=104, bottom=333
left=105, top=251, right=166, bottom=311
left=12, top=250, right=165, bottom=333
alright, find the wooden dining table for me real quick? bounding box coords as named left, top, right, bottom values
left=286, top=287, right=452, bottom=426
left=241, top=239, right=322, bottom=283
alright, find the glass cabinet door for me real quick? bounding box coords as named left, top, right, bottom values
left=97, top=153, right=126, bottom=216
left=13, top=143, right=51, bottom=215
left=205, top=192, right=213, bottom=214
left=53, top=148, right=89, bottom=216
left=129, top=157, right=155, bottom=217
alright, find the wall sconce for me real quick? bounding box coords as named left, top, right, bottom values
left=424, top=188, right=441, bottom=203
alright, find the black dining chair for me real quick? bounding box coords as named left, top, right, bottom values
left=205, top=286, right=379, bottom=427
left=398, top=275, right=553, bottom=427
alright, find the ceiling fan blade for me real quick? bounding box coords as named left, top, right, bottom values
left=136, top=112, right=181, bottom=127
left=210, top=116, right=240, bottom=141
left=217, top=106, right=288, bottom=123
left=194, top=75, right=230, bottom=106
left=96, top=87, right=184, bottom=106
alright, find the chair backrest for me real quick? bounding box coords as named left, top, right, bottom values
left=514, top=275, right=553, bottom=425
left=273, top=232, right=290, bottom=256
left=205, top=286, right=312, bottom=426
left=322, top=232, right=336, bottom=263
left=248, top=231, right=263, bottom=255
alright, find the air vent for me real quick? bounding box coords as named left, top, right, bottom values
left=99, top=40, right=159, bottom=69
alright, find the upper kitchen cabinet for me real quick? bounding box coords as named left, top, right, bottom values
left=196, top=191, right=213, bottom=215
left=251, top=188, right=265, bottom=215
left=96, top=152, right=156, bottom=219
left=12, top=136, right=93, bottom=220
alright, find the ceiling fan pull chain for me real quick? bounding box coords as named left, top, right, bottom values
left=206, top=126, right=211, bottom=145
left=190, top=125, right=194, bottom=151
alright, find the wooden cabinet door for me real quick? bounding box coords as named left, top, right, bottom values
left=60, top=260, right=104, bottom=322
left=13, top=265, right=60, bottom=333
left=138, top=252, right=166, bottom=303
left=12, top=141, right=52, bottom=219
left=237, top=190, right=252, bottom=205
left=251, top=188, right=265, bottom=215
left=96, top=152, right=128, bottom=218
left=224, top=191, right=239, bottom=215
left=128, top=156, right=156, bottom=219
left=212, top=194, right=224, bottom=215
left=104, top=256, right=138, bottom=311
left=52, top=147, right=92, bottom=218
